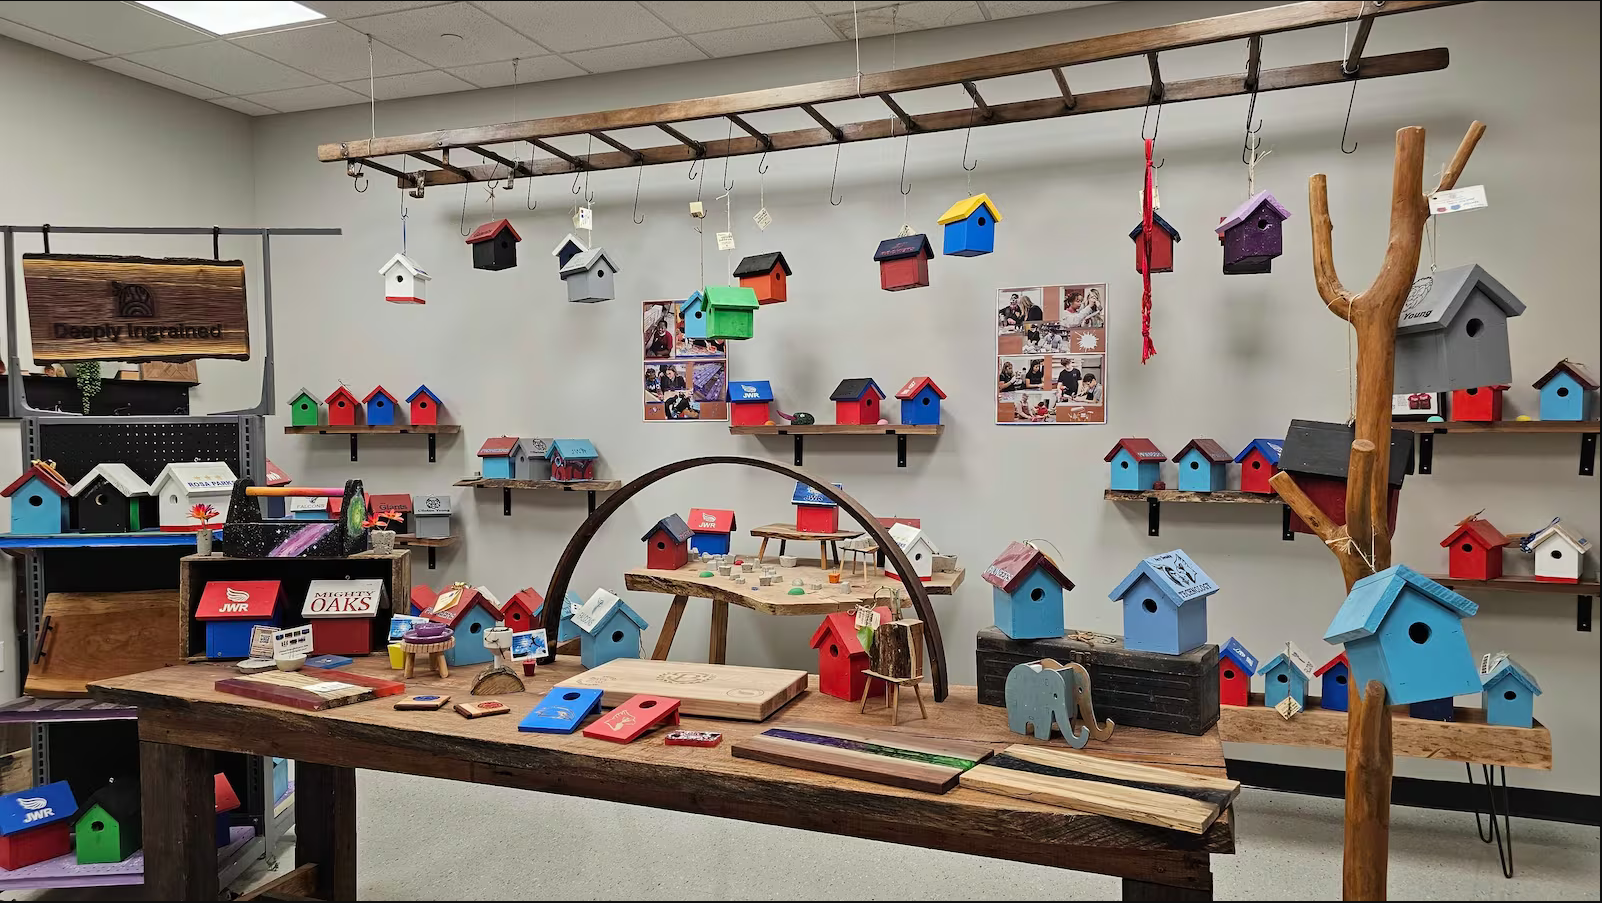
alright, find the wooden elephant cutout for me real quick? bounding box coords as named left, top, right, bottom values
left=1004, top=658, right=1089, bottom=748
left=1064, top=661, right=1114, bottom=741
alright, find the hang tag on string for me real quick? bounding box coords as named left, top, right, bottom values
left=753, top=207, right=772, bottom=231
left=1140, top=182, right=1161, bottom=210
left=1428, top=185, right=1487, bottom=215
left=573, top=206, right=594, bottom=230
left=716, top=231, right=736, bottom=251
left=897, top=223, right=915, bottom=238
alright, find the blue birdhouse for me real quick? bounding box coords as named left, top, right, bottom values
left=1315, top=652, right=1351, bottom=711
left=935, top=194, right=1002, bottom=257
left=894, top=376, right=946, bottom=426
left=555, top=591, right=583, bottom=643
left=1533, top=360, right=1597, bottom=421
left=1481, top=655, right=1541, bottom=727
left=1259, top=644, right=1315, bottom=710
left=1108, top=550, right=1218, bottom=655
left=551, top=233, right=588, bottom=269
left=423, top=586, right=500, bottom=668
left=1104, top=438, right=1167, bottom=491
left=1324, top=564, right=1480, bottom=706
left=572, top=590, right=649, bottom=669
left=983, top=541, right=1074, bottom=640
left=2, top=463, right=72, bottom=535
left=363, top=386, right=399, bottom=426
left=681, top=290, right=709, bottom=340
left=476, top=436, right=523, bottom=480
left=1174, top=439, right=1233, bottom=492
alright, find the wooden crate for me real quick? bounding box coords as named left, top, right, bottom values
left=976, top=627, right=1219, bottom=735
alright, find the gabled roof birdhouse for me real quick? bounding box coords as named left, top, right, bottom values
left=687, top=507, right=735, bottom=555
left=288, top=387, right=320, bottom=426
left=884, top=522, right=940, bottom=582
left=873, top=233, right=933, bottom=291
left=571, top=588, right=649, bottom=669
left=1533, top=359, right=1598, bottom=422
left=1218, top=637, right=1258, bottom=707
left=406, top=385, right=442, bottom=426
left=1280, top=420, right=1413, bottom=535
left=1527, top=520, right=1591, bottom=583
left=937, top=194, right=1001, bottom=257
left=895, top=377, right=945, bottom=426
left=69, top=464, right=154, bottom=534
left=1258, top=642, right=1316, bottom=710
left=150, top=462, right=235, bottom=531
left=75, top=781, right=141, bottom=865
left=551, top=233, right=589, bottom=269
left=1130, top=212, right=1180, bottom=274
left=1109, top=549, right=1218, bottom=655
left=477, top=436, right=523, bottom=480
left=704, top=285, right=760, bottom=340
left=733, top=252, right=791, bottom=305
left=831, top=378, right=885, bottom=426
left=792, top=481, right=841, bottom=534
left=1324, top=564, right=1480, bottom=705
left=324, top=386, right=360, bottom=425
left=728, top=380, right=774, bottom=427
left=362, top=385, right=400, bottom=426
left=465, top=218, right=521, bottom=271
left=0, top=780, right=75, bottom=870
left=1481, top=654, right=1541, bottom=727
left=559, top=248, right=619, bottom=303
left=1215, top=190, right=1291, bottom=274
left=643, top=513, right=694, bottom=571
left=811, top=605, right=894, bottom=701
left=379, top=252, right=429, bottom=304
left=1440, top=515, right=1509, bottom=582
left=1395, top=264, right=1526, bottom=393
left=983, top=540, right=1074, bottom=640
left=1104, top=438, right=1167, bottom=491
left=4, top=462, right=73, bottom=534
left=681, top=290, right=709, bottom=339
left=1233, top=437, right=1284, bottom=493
left=1174, top=438, right=1233, bottom=493
left=1315, top=651, right=1351, bottom=712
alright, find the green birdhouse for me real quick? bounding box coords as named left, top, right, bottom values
left=704, top=285, right=760, bottom=340
left=287, top=387, right=321, bottom=427
left=75, top=781, right=141, bottom=864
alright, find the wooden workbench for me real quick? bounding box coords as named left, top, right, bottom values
left=92, top=658, right=1231, bottom=900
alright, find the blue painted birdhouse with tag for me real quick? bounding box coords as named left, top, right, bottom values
left=983, top=541, right=1074, bottom=641
left=1108, top=550, right=1217, bottom=655
left=1533, top=360, right=1597, bottom=421
left=1259, top=644, right=1315, bottom=710
left=1174, top=439, right=1232, bottom=492
left=1324, top=564, right=1480, bottom=706
left=1104, top=438, right=1167, bottom=491
left=1481, top=655, right=1540, bottom=727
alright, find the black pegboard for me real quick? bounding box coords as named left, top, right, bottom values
left=37, top=420, right=243, bottom=486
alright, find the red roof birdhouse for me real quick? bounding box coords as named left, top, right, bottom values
left=465, top=218, right=521, bottom=271
left=810, top=607, right=893, bottom=701
left=1440, top=515, right=1509, bottom=581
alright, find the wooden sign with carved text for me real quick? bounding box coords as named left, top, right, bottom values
left=23, top=254, right=249, bottom=363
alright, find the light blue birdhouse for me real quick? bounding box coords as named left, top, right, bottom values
left=936, top=194, right=1002, bottom=257
left=438, top=596, right=499, bottom=668
left=363, top=386, right=399, bottom=426
left=983, top=541, right=1074, bottom=640
left=1109, top=550, right=1218, bottom=655
left=1174, top=439, right=1232, bottom=492
left=1104, top=438, right=1167, bottom=491
left=1316, top=652, right=1351, bottom=711
left=895, top=377, right=946, bottom=426
left=556, top=591, right=583, bottom=643
left=1533, top=360, right=1597, bottom=421
left=476, top=436, right=523, bottom=480
left=681, top=290, right=709, bottom=340
left=3, top=463, right=72, bottom=535
left=571, top=590, right=649, bottom=669
left=1324, top=564, right=1480, bottom=706
left=1258, top=644, right=1315, bottom=709
left=1481, top=655, right=1540, bottom=727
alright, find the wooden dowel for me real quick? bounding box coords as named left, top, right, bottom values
left=529, top=139, right=588, bottom=168
left=879, top=94, right=920, bottom=132
left=800, top=104, right=844, bottom=141
left=1343, top=680, right=1392, bottom=900
left=1245, top=35, right=1262, bottom=90
left=656, top=124, right=705, bottom=156
left=1049, top=67, right=1076, bottom=109
left=726, top=114, right=772, bottom=149
left=589, top=131, right=645, bottom=163
left=961, top=82, right=993, bottom=120
left=1343, top=16, right=1375, bottom=74
left=245, top=487, right=345, bottom=498
left=1147, top=52, right=1163, bottom=101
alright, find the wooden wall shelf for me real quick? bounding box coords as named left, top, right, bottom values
left=730, top=424, right=941, bottom=468
left=284, top=424, right=460, bottom=463
left=1391, top=419, right=1599, bottom=476
left=1218, top=693, right=1552, bottom=770
left=1425, top=574, right=1598, bottom=632
left=1103, top=489, right=1292, bottom=540
left=454, top=477, right=622, bottom=516
left=394, top=533, right=458, bottom=570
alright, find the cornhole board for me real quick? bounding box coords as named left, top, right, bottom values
left=214, top=667, right=405, bottom=711
left=553, top=659, right=807, bottom=721
left=731, top=721, right=994, bottom=793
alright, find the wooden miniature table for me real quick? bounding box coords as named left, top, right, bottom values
left=748, top=522, right=863, bottom=568
left=92, top=657, right=1232, bottom=901
left=624, top=558, right=965, bottom=663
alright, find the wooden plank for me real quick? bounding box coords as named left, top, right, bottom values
left=530, top=139, right=588, bottom=168
left=139, top=740, right=217, bottom=900
left=1050, top=67, right=1076, bottom=108
left=732, top=721, right=993, bottom=793
left=624, top=559, right=964, bottom=617
left=296, top=762, right=357, bottom=900
left=1217, top=692, right=1552, bottom=769
left=730, top=423, right=942, bottom=436
left=395, top=534, right=458, bottom=548
left=1104, top=489, right=1282, bottom=504
left=589, top=131, right=645, bottom=163
left=749, top=522, right=864, bottom=542
left=1391, top=419, right=1599, bottom=433
left=238, top=863, right=319, bottom=901
left=725, top=114, right=771, bottom=148
left=553, top=659, right=807, bottom=721
left=0, top=749, right=31, bottom=795
left=880, top=94, right=920, bottom=131
left=1427, top=573, right=1601, bottom=595
left=214, top=668, right=405, bottom=711
left=26, top=590, right=183, bottom=698
left=455, top=477, right=621, bottom=491
left=961, top=745, right=1239, bottom=834
left=799, top=104, right=843, bottom=140
left=962, top=82, right=994, bottom=119
left=656, top=124, right=704, bottom=155
left=285, top=424, right=460, bottom=434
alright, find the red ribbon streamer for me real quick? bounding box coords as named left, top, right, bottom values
left=1140, top=137, right=1156, bottom=363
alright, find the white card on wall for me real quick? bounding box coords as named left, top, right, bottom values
left=574, top=207, right=594, bottom=229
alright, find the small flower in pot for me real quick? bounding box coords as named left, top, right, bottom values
left=189, top=504, right=220, bottom=555
left=364, top=508, right=404, bottom=554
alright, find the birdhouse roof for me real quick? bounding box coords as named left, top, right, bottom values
left=150, top=462, right=236, bottom=495
left=642, top=513, right=693, bottom=544
left=873, top=233, right=933, bottom=262
left=362, top=385, right=398, bottom=404
left=1533, top=359, right=1600, bottom=391
left=1109, top=550, right=1219, bottom=608
left=214, top=773, right=240, bottom=814
left=1216, top=190, right=1291, bottom=233
left=1220, top=637, right=1259, bottom=673
left=522, top=438, right=553, bottom=458
left=423, top=584, right=499, bottom=629
left=728, top=380, right=774, bottom=402
left=367, top=493, right=413, bottom=514
left=507, top=587, right=545, bottom=618
left=889, top=521, right=939, bottom=555
left=1233, top=438, right=1284, bottom=465
left=559, top=247, right=619, bottom=276
left=197, top=580, right=283, bottom=620
left=687, top=508, right=734, bottom=534
left=1482, top=655, right=1541, bottom=695
left=413, top=494, right=451, bottom=516
left=551, top=233, right=589, bottom=257
left=895, top=376, right=946, bottom=400
left=1128, top=212, right=1181, bottom=241
left=704, top=284, right=759, bottom=311
left=378, top=252, right=430, bottom=281
left=1527, top=521, right=1591, bottom=554
left=1281, top=420, right=1413, bottom=485
left=982, top=540, right=1074, bottom=593
left=1258, top=647, right=1316, bottom=680
left=464, top=218, right=521, bottom=245
left=577, top=597, right=647, bottom=636
left=302, top=579, right=386, bottom=619
left=1103, top=437, right=1167, bottom=463
left=78, top=781, right=141, bottom=827
left=1176, top=438, right=1233, bottom=464
left=477, top=436, right=523, bottom=458
left=682, top=290, right=705, bottom=313
left=733, top=251, right=791, bottom=277
left=263, top=459, right=291, bottom=486
left=406, top=384, right=441, bottom=404
left=69, top=463, right=151, bottom=499
left=549, top=439, right=598, bottom=461
left=1440, top=516, right=1509, bottom=550
left=1314, top=651, right=1350, bottom=677
left=792, top=482, right=841, bottom=508
left=1396, top=264, right=1525, bottom=334
left=809, top=606, right=893, bottom=656
left=289, top=387, right=318, bottom=404
left=0, top=781, right=76, bottom=835
left=3, top=462, right=73, bottom=499
left=830, top=378, right=885, bottom=401
left=325, top=386, right=359, bottom=405
left=1325, top=564, right=1478, bottom=644
left=936, top=193, right=1002, bottom=225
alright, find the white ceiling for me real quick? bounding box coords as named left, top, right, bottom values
left=0, top=1, right=1111, bottom=115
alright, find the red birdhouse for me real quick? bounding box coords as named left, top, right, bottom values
left=872, top=234, right=933, bottom=292
left=1450, top=384, right=1507, bottom=422
left=406, top=385, right=442, bottom=425
left=830, top=378, right=884, bottom=426
left=733, top=252, right=791, bottom=305
left=809, top=607, right=893, bottom=701
left=324, top=387, right=360, bottom=426
left=1440, top=515, right=1510, bottom=581
left=1129, top=212, right=1180, bottom=274
left=501, top=588, right=543, bottom=632
left=642, top=514, right=693, bottom=571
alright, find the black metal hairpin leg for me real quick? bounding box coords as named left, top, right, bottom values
left=793, top=434, right=804, bottom=466
left=1466, top=763, right=1515, bottom=878
left=503, top=488, right=512, bottom=517
left=428, top=433, right=437, bottom=463
left=1418, top=431, right=1435, bottom=474
left=1147, top=498, right=1160, bottom=536
left=350, top=434, right=359, bottom=462
left=1282, top=505, right=1295, bottom=541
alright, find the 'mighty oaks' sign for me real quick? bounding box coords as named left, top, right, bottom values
left=301, top=579, right=387, bottom=620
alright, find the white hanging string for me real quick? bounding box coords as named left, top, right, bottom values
left=853, top=1, right=862, bottom=96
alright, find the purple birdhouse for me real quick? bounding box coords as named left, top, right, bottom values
left=1215, top=190, right=1291, bottom=275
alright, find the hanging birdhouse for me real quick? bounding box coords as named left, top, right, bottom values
left=936, top=194, right=1002, bottom=257
left=464, top=218, right=521, bottom=271
left=703, top=285, right=760, bottom=340
left=733, top=252, right=792, bottom=304
left=559, top=248, right=619, bottom=303
left=378, top=253, right=430, bottom=304
left=1215, top=190, right=1290, bottom=274
left=873, top=234, right=932, bottom=291
left=1129, top=213, right=1180, bottom=274
left=681, top=290, right=709, bottom=339
left=1395, top=264, right=1526, bottom=393
left=551, top=233, right=589, bottom=269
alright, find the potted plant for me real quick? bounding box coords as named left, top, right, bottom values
left=364, top=508, right=403, bottom=554
left=189, top=503, right=220, bottom=555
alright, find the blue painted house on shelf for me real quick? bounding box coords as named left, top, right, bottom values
left=1480, top=654, right=1541, bottom=727
left=982, top=541, right=1074, bottom=640
left=895, top=376, right=946, bottom=426
left=570, top=588, right=649, bottom=669
left=1315, top=651, right=1351, bottom=711
left=1108, top=550, right=1218, bottom=655
left=196, top=580, right=285, bottom=659
left=3, top=462, right=73, bottom=535
left=476, top=436, right=523, bottom=480
left=681, top=290, right=709, bottom=340
left=1104, top=438, right=1167, bottom=491
left=1174, top=439, right=1233, bottom=492
left=362, top=386, right=400, bottom=426
left=1218, top=637, right=1258, bottom=707
left=1259, top=642, right=1316, bottom=709
left=1323, top=564, right=1480, bottom=706
left=1533, top=360, right=1597, bottom=422
left=935, top=193, right=1002, bottom=257
left=421, top=584, right=501, bottom=667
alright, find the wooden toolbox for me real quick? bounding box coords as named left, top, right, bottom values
left=976, top=627, right=1219, bottom=735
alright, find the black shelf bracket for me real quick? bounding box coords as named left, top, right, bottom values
left=425, top=547, right=436, bottom=569
left=429, top=433, right=437, bottom=463
left=1418, top=430, right=1437, bottom=474
left=1147, top=498, right=1160, bottom=536
left=587, top=491, right=597, bottom=514
left=503, top=487, right=512, bottom=517
left=1578, top=595, right=1593, bottom=632
left=896, top=434, right=908, bottom=468
left=349, top=433, right=359, bottom=462
left=793, top=434, right=804, bottom=466
left=1580, top=433, right=1596, bottom=477
left=1282, top=505, right=1295, bottom=541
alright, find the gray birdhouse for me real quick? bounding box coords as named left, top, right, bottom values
left=1394, top=264, right=1525, bottom=393
left=519, top=438, right=554, bottom=480
left=411, top=494, right=452, bottom=539
left=559, top=248, right=619, bottom=303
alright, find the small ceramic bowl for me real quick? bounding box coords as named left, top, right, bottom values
left=275, top=653, right=307, bottom=672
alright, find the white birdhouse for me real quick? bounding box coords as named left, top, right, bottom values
left=379, top=252, right=430, bottom=304
left=1528, top=521, right=1591, bottom=584
left=884, top=522, right=940, bottom=582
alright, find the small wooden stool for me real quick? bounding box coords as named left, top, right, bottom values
left=859, top=669, right=927, bottom=726
left=401, top=638, right=455, bottom=679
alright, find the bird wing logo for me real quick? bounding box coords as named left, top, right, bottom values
left=225, top=587, right=250, bottom=602
left=17, top=797, right=47, bottom=810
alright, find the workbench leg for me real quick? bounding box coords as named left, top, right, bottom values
left=1122, top=871, right=1213, bottom=901
left=756, top=538, right=769, bottom=562
left=709, top=599, right=729, bottom=664
left=296, top=761, right=358, bottom=901
left=140, top=740, right=218, bottom=902
left=819, top=540, right=830, bottom=569
left=653, top=595, right=689, bottom=660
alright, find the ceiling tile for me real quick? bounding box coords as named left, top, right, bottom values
left=124, top=41, right=323, bottom=95
left=808, top=1, right=899, bottom=14
left=693, top=18, right=840, bottom=59
left=563, top=36, right=705, bottom=74
left=242, top=83, right=367, bottom=112
left=92, top=57, right=222, bottom=98
left=475, top=1, right=673, bottom=53
left=303, top=0, right=448, bottom=18
left=830, top=1, right=985, bottom=38
left=0, top=2, right=210, bottom=55
left=232, top=22, right=429, bottom=82
left=209, top=96, right=278, bottom=116
left=346, top=2, right=546, bottom=67
left=986, top=0, right=1113, bottom=18
left=0, top=16, right=105, bottom=60
left=340, top=69, right=474, bottom=100
left=639, top=1, right=815, bottom=34
left=448, top=55, right=584, bottom=87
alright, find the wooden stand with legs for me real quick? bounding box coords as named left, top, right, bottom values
left=860, top=670, right=927, bottom=726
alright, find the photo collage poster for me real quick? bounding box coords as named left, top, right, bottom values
left=643, top=300, right=729, bottom=421
left=995, top=283, right=1108, bottom=424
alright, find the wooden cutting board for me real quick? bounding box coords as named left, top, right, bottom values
left=959, top=744, right=1240, bottom=834
left=27, top=591, right=183, bottom=698
left=553, top=659, right=807, bottom=721
left=731, top=721, right=994, bottom=793
left=214, top=668, right=405, bottom=711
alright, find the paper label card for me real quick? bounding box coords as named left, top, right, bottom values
left=753, top=207, right=772, bottom=231
left=1429, top=185, right=1487, bottom=214
left=897, top=223, right=915, bottom=238
left=716, top=231, right=736, bottom=251
left=853, top=604, right=882, bottom=631
left=389, top=614, right=425, bottom=642
left=1274, top=696, right=1302, bottom=720
left=570, top=589, right=621, bottom=634
left=272, top=625, right=313, bottom=657
left=574, top=207, right=594, bottom=230
left=1283, top=642, right=1318, bottom=680
left=302, top=681, right=358, bottom=694
left=249, top=625, right=276, bottom=659
left=511, top=629, right=548, bottom=661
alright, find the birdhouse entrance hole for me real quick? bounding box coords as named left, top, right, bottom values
left=1408, top=622, right=1431, bottom=644
left=1120, top=461, right=1130, bottom=470
left=1223, top=668, right=1235, bottom=680
left=470, top=622, right=482, bottom=634
left=395, top=274, right=404, bottom=283
left=914, top=552, right=923, bottom=561
left=1029, top=587, right=1044, bottom=602
left=612, top=630, right=625, bottom=643
left=1465, top=318, right=1483, bottom=337
left=829, top=644, right=839, bottom=657
left=1336, top=674, right=1347, bottom=684
left=1251, top=460, right=1261, bottom=469
left=1276, top=673, right=1288, bottom=683
left=94, top=493, right=106, bottom=506
left=91, top=820, right=105, bottom=832
left=419, top=400, right=429, bottom=408
left=922, top=397, right=931, bottom=405
left=656, top=540, right=666, bottom=549
left=1142, top=598, right=1158, bottom=613
left=1557, top=386, right=1571, bottom=397
left=1550, top=549, right=1563, bottom=559
left=1503, top=689, right=1517, bottom=700
left=27, top=495, right=42, bottom=507
left=597, top=268, right=607, bottom=277
left=1462, top=543, right=1474, bottom=553
left=1466, top=387, right=1479, bottom=396
left=1190, top=461, right=1200, bottom=470
left=1256, top=218, right=1270, bottom=230
left=977, top=216, right=987, bottom=226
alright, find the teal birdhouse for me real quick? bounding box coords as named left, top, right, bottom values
left=1104, top=438, right=1167, bottom=491
left=570, top=589, right=648, bottom=669
left=1480, top=654, right=1540, bottom=727
left=1259, top=642, right=1316, bottom=710
left=1174, top=438, right=1232, bottom=492
left=1533, top=360, right=1597, bottom=421
left=3, top=462, right=72, bottom=535
left=1108, top=549, right=1218, bottom=655
left=681, top=290, right=709, bottom=340
left=1324, top=564, right=1480, bottom=706
left=982, top=541, right=1074, bottom=640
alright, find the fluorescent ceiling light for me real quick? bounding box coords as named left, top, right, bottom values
left=137, top=1, right=324, bottom=36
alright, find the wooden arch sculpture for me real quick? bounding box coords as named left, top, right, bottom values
left=542, top=455, right=950, bottom=701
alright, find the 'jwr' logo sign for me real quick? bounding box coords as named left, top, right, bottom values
left=220, top=602, right=250, bottom=613
left=23, top=807, right=55, bottom=823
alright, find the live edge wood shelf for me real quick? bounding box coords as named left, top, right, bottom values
left=284, top=424, right=460, bottom=463
left=1391, top=419, right=1600, bottom=476
left=1103, top=489, right=1293, bottom=540
left=394, top=533, right=457, bottom=570
left=730, top=424, right=942, bottom=467
left=1424, top=574, right=1600, bottom=633
left=454, top=477, right=623, bottom=516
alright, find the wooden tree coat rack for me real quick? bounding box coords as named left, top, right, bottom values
left=1269, top=119, right=1485, bottom=902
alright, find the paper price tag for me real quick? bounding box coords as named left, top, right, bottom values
left=571, top=589, right=620, bottom=633
left=1429, top=185, right=1487, bottom=215
left=1140, top=183, right=1160, bottom=210
left=853, top=604, right=881, bottom=631
left=272, top=625, right=313, bottom=658
left=753, top=207, right=772, bottom=231
left=249, top=625, right=276, bottom=659
left=574, top=207, right=594, bottom=230
left=716, top=231, right=736, bottom=251
left=897, top=223, right=914, bottom=238
left=1274, top=696, right=1302, bottom=721
left=1283, top=642, right=1317, bottom=680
